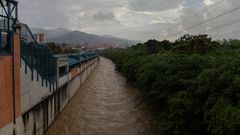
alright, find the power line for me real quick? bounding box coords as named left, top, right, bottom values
left=163, top=0, right=225, bottom=40
left=198, top=19, right=240, bottom=34
left=210, top=29, right=240, bottom=38
left=179, top=0, right=225, bottom=25
left=165, top=4, right=240, bottom=39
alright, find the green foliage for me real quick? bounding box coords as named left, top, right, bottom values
left=47, top=42, right=79, bottom=54
left=46, top=42, right=62, bottom=54
left=205, top=98, right=240, bottom=135
left=173, top=34, right=220, bottom=54
left=101, top=35, right=240, bottom=135
left=63, top=47, right=79, bottom=54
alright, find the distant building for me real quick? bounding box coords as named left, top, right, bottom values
left=34, top=33, right=46, bottom=44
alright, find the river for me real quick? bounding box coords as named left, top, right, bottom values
left=46, top=57, right=153, bottom=135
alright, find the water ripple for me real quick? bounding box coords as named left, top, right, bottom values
left=46, top=57, right=153, bottom=135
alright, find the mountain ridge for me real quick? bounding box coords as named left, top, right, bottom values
left=31, top=27, right=138, bottom=48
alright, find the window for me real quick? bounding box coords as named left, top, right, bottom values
left=59, top=66, right=68, bottom=77
left=0, top=32, right=9, bottom=55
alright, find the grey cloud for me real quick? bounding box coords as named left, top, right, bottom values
left=128, top=0, right=184, bottom=12
left=93, top=11, right=119, bottom=23
left=18, top=0, right=240, bottom=41
left=19, top=0, right=75, bottom=28
left=165, top=0, right=240, bottom=40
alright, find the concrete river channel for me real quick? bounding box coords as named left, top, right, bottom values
left=46, top=57, right=153, bottom=135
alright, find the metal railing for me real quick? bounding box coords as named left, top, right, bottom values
left=20, top=24, right=57, bottom=89
left=0, top=0, right=18, bottom=55
left=67, top=52, right=98, bottom=70
left=68, top=52, right=98, bottom=63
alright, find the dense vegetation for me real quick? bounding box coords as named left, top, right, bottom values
left=101, top=34, right=240, bottom=135
left=47, top=42, right=79, bottom=54
left=47, top=42, right=62, bottom=54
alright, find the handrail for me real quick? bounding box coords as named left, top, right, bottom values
left=0, top=0, right=18, bottom=55
left=20, top=23, right=98, bottom=88
left=21, top=24, right=55, bottom=59
left=20, top=23, right=57, bottom=86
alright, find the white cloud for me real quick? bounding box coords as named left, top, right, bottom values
left=128, top=0, right=184, bottom=12
left=204, top=0, right=214, bottom=5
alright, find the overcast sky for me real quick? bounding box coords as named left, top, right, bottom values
left=18, top=0, right=240, bottom=41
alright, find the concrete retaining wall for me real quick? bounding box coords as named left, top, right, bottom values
left=20, top=59, right=53, bottom=114
left=0, top=58, right=99, bottom=135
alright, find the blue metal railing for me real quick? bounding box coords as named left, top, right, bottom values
left=68, top=52, right=97, bottom=62
left=20, top=24, right=57, bottom=88
left=67, top=52, right=98, bottom=70
left=19, top=23, right=98, bottom=90
left=0, top=0, right=18, bottom=55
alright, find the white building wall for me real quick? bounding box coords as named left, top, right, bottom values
left=0, top=58, right=99, bottom=135
left=69, top=75, right=81, bottom=98
left=20, top=59, right=53, bottom=114
left=58, top=74, right=68, bottom=88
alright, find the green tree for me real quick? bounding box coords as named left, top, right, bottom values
left=47, top=42, right=62, bottom=54
left=101, top=34, right=240, bottom=135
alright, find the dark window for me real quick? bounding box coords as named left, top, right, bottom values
left=59, top=66, right=67, bottom=77
left=0, top=32, right=10, bottom=55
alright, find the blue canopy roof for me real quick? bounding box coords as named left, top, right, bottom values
left=55, top=52, right=98, bottom=67
left=68, top=58, right=79, bottom=67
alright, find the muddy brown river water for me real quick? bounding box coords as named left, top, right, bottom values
left=46, top=57, right=153, bottom=135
